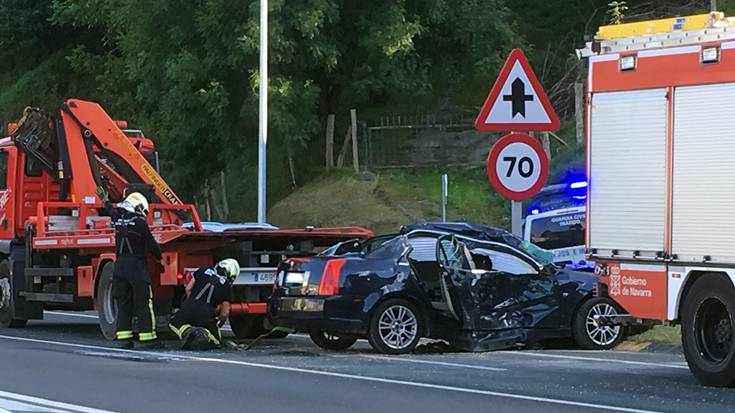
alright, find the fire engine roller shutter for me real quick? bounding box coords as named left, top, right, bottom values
left=589, top=89, right=667, bottom=256
left=672, top=83, right=735, bottom=263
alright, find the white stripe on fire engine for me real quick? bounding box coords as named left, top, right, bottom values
left=721, top=41, right=735, bottom=50
left=77, top=238, right=112, bottom=245
left=638, top=45, right=700, bottom=58
left=618, top=263, right=666, bottom=272
left=34, top=239, right=59, bottom=246
left=588, top=53, right=619, bottom=63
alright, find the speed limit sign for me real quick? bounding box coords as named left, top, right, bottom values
left=486, top=133, right=548, bottom=201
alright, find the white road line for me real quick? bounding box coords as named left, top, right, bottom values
left=0, top=390, right=116, bottom=413
left=359, top=355, right=507, bottom=372
left=0, top=335, right=661, bottom=413
left=0, top=397, right=65, bottom=413
left=44, top=311, right=99, bottom=320
left=498, top=351, right=689, bottom=369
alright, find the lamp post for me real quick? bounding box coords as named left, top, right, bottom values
left=257, top=0, right=268, bottom=224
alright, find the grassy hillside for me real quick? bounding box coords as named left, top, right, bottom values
left=268, top=169, right=509, bottom=234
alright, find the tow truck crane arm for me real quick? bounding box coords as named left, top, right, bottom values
left=12, top=98, right=182, bottom=207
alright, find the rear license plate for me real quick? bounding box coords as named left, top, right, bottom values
left=234, top=268, right=277, bottom=285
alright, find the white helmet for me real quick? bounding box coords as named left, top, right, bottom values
left=119, top=192, right=149, bottom=216
left=216, top=258, right=240, bottom=282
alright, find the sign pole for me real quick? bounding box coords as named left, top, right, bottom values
left=441, top=174, right=448, bottom=222
left=511, top=200, right=523, bottom=237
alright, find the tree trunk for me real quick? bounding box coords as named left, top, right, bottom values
left=350, top=109, right=359, bottom=174
left=220, top=171, right=229, bottom=219
left=325, top=114, right=335, bottom=169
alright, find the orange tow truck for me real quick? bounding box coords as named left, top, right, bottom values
left=0, top=99, right=372, bottom=339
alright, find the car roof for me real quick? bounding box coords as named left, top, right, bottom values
left=400, top=222, right=513, bottom=243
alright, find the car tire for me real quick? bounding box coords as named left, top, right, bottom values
left=368, top=298, right=423, bottom=354
left=573, top=297, right=623, bottom=350
left=0, top=258, right=27, bottom=328
left=229, top=315, right=269, bottom=339
left=682, top=273, right=735, bottom=387
left=96, top=261, right=117, bottom=340
left=308, top=330, right=357, bottom=351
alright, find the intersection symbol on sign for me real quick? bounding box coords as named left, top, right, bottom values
left=475, top=48, right=560, bottom=132
left=503, top=78, right=534, bottom=117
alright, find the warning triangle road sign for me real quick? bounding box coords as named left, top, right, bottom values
left=475, top=48, right=560, bottom=132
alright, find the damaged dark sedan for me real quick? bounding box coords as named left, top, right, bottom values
left=269, top=223, right=624, bottom=354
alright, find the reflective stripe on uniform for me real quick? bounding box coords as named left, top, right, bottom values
left=169, top=323, right=191, bottom=339
left=116, top=330, right=133, bottom=340
left=204, top=328, right=221, bottom=346
left=139, top=331, right=157, bottom=341
left=148, top=286, right=156, bottom=331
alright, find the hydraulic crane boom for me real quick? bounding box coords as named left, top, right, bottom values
left=12, top=98, right=182, bottom=207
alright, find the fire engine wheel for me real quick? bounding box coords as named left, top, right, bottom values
left=682, top=273, right=735, bottom=387
left=96, top=261, right=118, bottom=340
left=573, top=297, right=623, bottom=350
left=0, top=259, right=27, bottom=328
left=228, top=315, right=268, bottom=339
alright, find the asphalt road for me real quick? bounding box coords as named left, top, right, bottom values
left=0, top=312, right=734, bottom=413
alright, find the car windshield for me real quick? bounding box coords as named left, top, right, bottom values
left=529, top=211, right=585, bottom=250
left=499, top=232, right=555, bottom=266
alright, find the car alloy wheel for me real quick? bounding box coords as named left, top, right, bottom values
left=378, top=304, right=418, bottom=350
left=585, top=302, right=622, bottom=347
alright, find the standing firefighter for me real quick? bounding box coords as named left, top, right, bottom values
left=169, top=259, right=239, bottom=350
left=103, top=191, right=163, bottom=349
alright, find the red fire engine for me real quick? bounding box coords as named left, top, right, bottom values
left=581, top=12, right=735, bottom=386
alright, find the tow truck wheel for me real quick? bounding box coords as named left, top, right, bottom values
left=229, top=315, right=268, bottom=339
left=682, top=274, right=735, bottom=387
left=573, top=297, right=623, bottom=350
left=368, top=298, right=423, bottom=354
left=96, top=262, right=117, bottom=340
left=308, top=330, right=357, bottom=351
left=0, top=259, right=27, bottom=328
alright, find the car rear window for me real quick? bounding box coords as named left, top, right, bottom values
left=408, top=237, right=437, bottom=262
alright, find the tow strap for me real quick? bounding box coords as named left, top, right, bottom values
left=223, top=326, right=295, bottom=351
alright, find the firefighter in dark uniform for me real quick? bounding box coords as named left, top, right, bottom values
left=169, top=259, right=239, bottom=350
left=102, top=191, right=163, bottom=349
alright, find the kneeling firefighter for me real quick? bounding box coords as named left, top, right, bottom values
left=169, top=259, right=239, bottom=350
left=102, top=191, right=164, bottom=349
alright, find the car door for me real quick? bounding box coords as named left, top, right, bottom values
left=436, top=235, right=559, bottom=331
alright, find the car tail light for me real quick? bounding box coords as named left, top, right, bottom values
left=318, top=259, right=346, bottom=296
